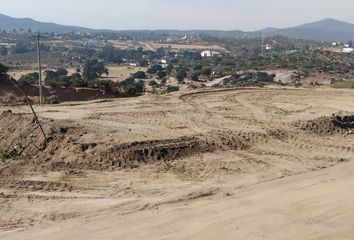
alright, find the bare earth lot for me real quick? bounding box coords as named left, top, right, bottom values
left=1, top=87, right=354, bottom=240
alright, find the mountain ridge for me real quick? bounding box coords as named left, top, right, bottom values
left=0, top=13, right=354, bottom=42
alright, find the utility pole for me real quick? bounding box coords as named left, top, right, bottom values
left=261, top=32, right=264, bottom=55
left=36, top=32, right=43, bottom=104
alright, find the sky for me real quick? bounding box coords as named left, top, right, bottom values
left=0, top=0, right=354, bottom=31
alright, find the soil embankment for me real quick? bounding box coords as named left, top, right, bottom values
left=0, top=85, right=114, bottom=104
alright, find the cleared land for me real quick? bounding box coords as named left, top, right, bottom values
left=105, top=65, right=147, bottom=82
left=1, top=87, right=354, bottom=239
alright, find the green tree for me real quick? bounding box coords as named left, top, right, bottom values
left=132, top=71, right=146, bottom=79
left=45, top=68, right=68, bottom=81
left=0, top=63, right=9, bottom=74
left=83, top=59, right=109, bottom=81
left=0, top=63, right=10, bottom=84
left=176, top=68, right=187, bottom=82
left=157, top=70, right=167, bottom=79
left=202, top=68, right=212, bottom=76
left=166, top=64, right=174, bottom=75
left=191, top=71, right=201, bottom=81
left=18, top=72, right=39, bottom=86
left=147, top=64, right=163, bottom=74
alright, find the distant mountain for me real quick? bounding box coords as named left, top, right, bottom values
left=0, top=13, right=94, bottom=34
left=265, top=19, right=354, bottom=42
left=0, top=13, right=354, bottom=42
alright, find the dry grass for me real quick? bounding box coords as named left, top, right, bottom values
left=105, top=65, right=147, bottom=82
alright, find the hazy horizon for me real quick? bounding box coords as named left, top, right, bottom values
left=1, top=0, right=354, bottom=31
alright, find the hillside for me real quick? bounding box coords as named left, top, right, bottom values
left=266, top=19, right=354, bottom=42
left=0, top=13, right=93, bottom=34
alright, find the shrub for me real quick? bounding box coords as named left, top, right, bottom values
left=132, top=71, right=146, bottom=79
left=0, top=145, right=24, bottom=160
left=46, top=76, right=88, bottom=88
left=166, top=85, right=180, bottom=93
left=331, top=79, right=354, bottom=89
left=149, top=80, right=158, bottom=87
left=147, top=64, right=163, bottom=74
left=18, top=72, right=39, bottom=86
left=45, top=68, right=68, bottom=81
left=118, top=78, right=145, bottom=95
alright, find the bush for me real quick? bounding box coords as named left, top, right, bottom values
left=331, top=79, right=354, bottom=89
left=93, top=80, right=116, bottom=93
left=256, top=72, right=275, bottom=82
left=166, top=85, right=180, bottom=93
left=176, top=68, right=188, bottom=82
left=118, top=78, right=145, bottom=95
left=132, top=71, right=146, bottom=79
left=149, top=80, right=158, bottom=87
left=0, top=145, right=24, bottom=160
left=0, top=63, right=11, bottom=85
left=45, top=68, right=68, bottom=81
left=46, top=76, right=88, bottom=88
left=0, top=63, right=9, bottom=74
left=156, top=70, right=167, bottom=79
left=147, top=64, right=163, bottom=74
left=191, top=71, right=201, bottom=81
left=18, top=72, right=39, bottom=86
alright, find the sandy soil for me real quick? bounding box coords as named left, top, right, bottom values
left=1, top=87, right=354, bottom=239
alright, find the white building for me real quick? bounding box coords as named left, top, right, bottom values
left=201, top=50, right=221, bottom=58
left=342, top=48, right=354, bottom=53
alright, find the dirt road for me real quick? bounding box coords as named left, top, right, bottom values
left=1, top=87, right=354, bottom=239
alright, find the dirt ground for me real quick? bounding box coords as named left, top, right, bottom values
left=1, top=87, right=354, bottom=240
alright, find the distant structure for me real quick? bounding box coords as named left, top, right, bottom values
left=342, top=47, right=354, bottom=53
left=265, top=44, right=272, bottom=51
left=201, top=50, right=221, bottom=58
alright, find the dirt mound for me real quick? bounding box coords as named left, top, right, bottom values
left=298, top=115, right=354, bottom=135
left=49, top=131, right=253, bottom=171
left=1, top=180, right=74, bottom=192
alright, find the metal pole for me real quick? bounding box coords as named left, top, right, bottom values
left=36, top=32, right=43, bottom=104
left=261, top=32, right=264, bottom=56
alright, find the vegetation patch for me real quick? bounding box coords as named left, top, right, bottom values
left=331, top=79, right=354, bottom=89
left=0, top=145, right=25, bottom=160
